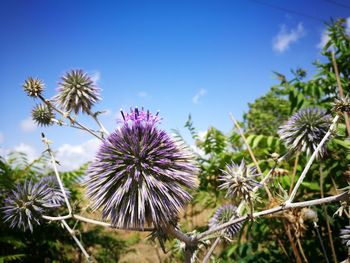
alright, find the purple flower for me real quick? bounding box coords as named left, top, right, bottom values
left=85, top=108, right=198, bottom=229
left=209, top=204, right=242, bottom=239
left=219, top=160, right=260, bottom=202
left=38, top=176, right=69, bottom=207
left=2, top=180, right=59, bottom=232
left=278, top=107, right=332, bottom=157
left=55, top=69, right=101, bottom=114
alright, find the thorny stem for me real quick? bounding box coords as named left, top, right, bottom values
left=61, top=220, right=91, bottom=262
left=38, top=95, right=103, bottom=140
left=286, top=115, right=339, bottom=205
left=229, top=113, right=273, bottom=200
left=87, top=109, right=110, bottom=138
left=195, top=191, right=349, bottom=241
left=332, top=52, right=350, bottom=137
left=43, top=135, right=72, bottom=215
left=52, top=119, right=101, bottom=134
left=42, top=214, right=154, bottom=231
left=202, top=237, right=220, bottom=263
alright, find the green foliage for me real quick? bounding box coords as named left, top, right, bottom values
left=182, top=18, right=350, bottom=262
left=0, top=153, right=129, bottom=262
left=243, top=90, right=291, bottom=136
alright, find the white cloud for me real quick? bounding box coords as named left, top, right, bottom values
left=20, top=117, right=36, bottom=132
left=317, top=30, right=331, bottom=49
left=192, top=89, right=207, bottom=104
left=137, top=91, right=148, bottom=98
left=346, top=17, right=350, bottom=35
left=55, top=139, right=100, bottom=171
left=198, top=130, right=207, bottom=140
left=14, top=143, right=38, bottom=162
left=273, top=23, right=305, bottom=53
left=90, top=71, right=101, bottom=83
left=0, top=132, right=4, bottom=144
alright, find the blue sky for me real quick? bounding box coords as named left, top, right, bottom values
left=0, top=0, right=349, bottom=170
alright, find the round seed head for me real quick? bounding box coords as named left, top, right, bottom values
left=208, top=204, right=242, bottom=239
left=340, top=226, right=350, bottom=247
left=23, top=77, right=44, bottom=98
left=332, top=97, right=350, bottom=114
left=219, top=159, right=260, bottom=201
left=85, top=108, right=198, bottom=229
left=55, top=69, right=101, bottom=114
left=2, top=180, right=59, bottom=232
left=278, top=107, right=333, bottom=158
left=32, top=104, right=55, bottom=127
left=301, top=207, right=318, bottom=222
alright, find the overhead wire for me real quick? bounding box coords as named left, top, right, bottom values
left=249, top=0, right=324, bottom=22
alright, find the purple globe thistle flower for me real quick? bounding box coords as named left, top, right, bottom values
left=278, top=107, right=333, bottom=158
left=208, top=204, right=242, bottom=239
left=2, top=180, right=59, bottom=232
left=23, top=77, right=44, bottom=98
left=55, top=69, right=101, bottom=114
left=38, top=176, right=69, bottom=206
left=340, top=226, right=350, bottom=247
left=219, top=160, right=260, bottom=202
left=85, top=108, right=198, bottom=229
left=32, top=104, right=55, bottom=127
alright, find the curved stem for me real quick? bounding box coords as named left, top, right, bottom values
left=39, top=95, right=102, bottom=140
left=195, top=191, right=348, bottom=241
left=61, top=220, right=91, bottom=262
left=286, top=115, right=339, bottom=205
left=202, top=237, right=220, bottom=263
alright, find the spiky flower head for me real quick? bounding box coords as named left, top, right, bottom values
left=208, top=205, right=242, bottom=239
left=340, top=226, right=350, bottom=247
left=219, top=160, right=260, bottom=201
left=2, top=180, right=60, bottom=232
left=332, top=97, right=350, bottom=114
left=38, top=176, right=68, bottom=206
left=31, top=104, right=55, bottom=127
left=55, top=69, right=101, bottom=114
left=85, top=108, right=198, bottom=229
left=23, top=77, right=44, bottom=98
left=278, top=107, right=333, bottom=157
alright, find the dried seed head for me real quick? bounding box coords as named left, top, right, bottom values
left=278, top=107, right=333, bottom=158
left=85, top=108, right=198, bottom=229
left=32, top=104, right=55, bottom=126
left=301, top=207, right=318, bottom=222
left=23, top=77, right=44, bottom=98
left=219, top=159, right=260, bottom=201
left=332, top=97, right=350, bottom=114
left=55, top=69, right=101, bottom=114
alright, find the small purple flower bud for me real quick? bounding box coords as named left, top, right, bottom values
left=209, top=204, right=242, bottom=239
